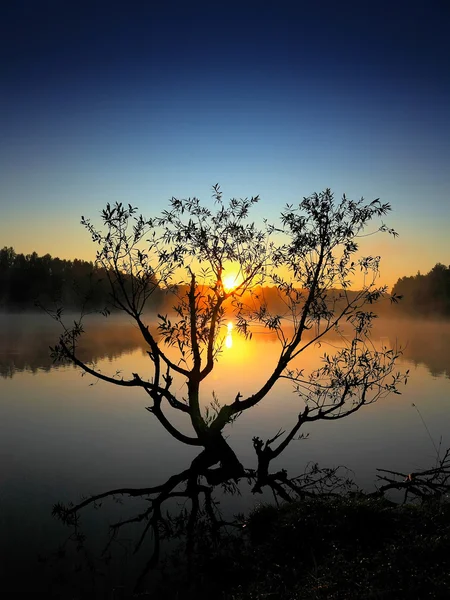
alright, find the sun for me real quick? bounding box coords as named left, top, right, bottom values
left=223, top=273, right=239, bottom=292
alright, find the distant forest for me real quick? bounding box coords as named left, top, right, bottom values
left=0, top=246, right=164, bottom=311
left=1, top=247, right=449, bottom=318
left=391, top=263, right=450, bottom=317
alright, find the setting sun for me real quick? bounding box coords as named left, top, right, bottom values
left=223, top=273, right=240, bottom=292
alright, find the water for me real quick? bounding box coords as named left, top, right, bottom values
left=1, top=313, right=450, bottom=593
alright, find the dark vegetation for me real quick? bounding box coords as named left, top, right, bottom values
left=189, top=495, right=450, bottom=600
left=391, top=262, right=450, bottom=317
left=0, top=246, right=164, bottom=311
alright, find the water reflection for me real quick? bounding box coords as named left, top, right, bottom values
left=2, top=313, right=450, bottom=596
left=1, top=314, right=450, bottom=379
left=382, top=319, right=450, bottom=378
left=225, top=321, right=233, bottom=349
left=0, top=313, right=148, bottom=378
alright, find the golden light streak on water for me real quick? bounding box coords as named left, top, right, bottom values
left=225, top=321, right=233, bottom=349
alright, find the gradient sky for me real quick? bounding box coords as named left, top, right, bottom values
left=1, top=0, right=449, bottom=288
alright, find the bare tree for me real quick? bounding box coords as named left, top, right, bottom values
left=49, top=186, right=407, bottom=588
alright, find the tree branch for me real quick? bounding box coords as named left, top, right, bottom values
left=145, top=405, right=202, bottom=446
left=188, top=270, right=202, bottom=374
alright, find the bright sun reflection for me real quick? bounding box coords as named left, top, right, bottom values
left=225, top=321, right=233, bottom=349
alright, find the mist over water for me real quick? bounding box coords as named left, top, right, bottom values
left=1, top=311, right=450, bottom=378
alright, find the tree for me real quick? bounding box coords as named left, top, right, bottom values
left=392, top=262, right=450, bottom=317
left=49, top=186, right=406, bottom=590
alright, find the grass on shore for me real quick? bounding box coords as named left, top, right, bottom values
left=158, top=495, right=450, bottom=600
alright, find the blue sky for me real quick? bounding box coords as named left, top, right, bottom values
left=1, top=0, right=449, bottom=287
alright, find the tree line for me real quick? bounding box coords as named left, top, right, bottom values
left=391, top=262, right=450, bottom=317
left=1, top=244, right=449, bottom=318
left=0, top=246, right=165, bottom=311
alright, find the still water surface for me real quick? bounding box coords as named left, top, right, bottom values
left=1, top=313, right=450, bottom=589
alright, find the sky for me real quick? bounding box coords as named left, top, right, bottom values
left=1, top=0, right=449, bottom=289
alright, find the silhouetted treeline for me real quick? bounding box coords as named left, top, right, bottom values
left=0, top=247, right=164, bottom=311
left=3, top=246, right=450, bottom=320
left=391, top=263, right=450, bottom=317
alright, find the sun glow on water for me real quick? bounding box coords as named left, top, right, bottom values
left=225, top=321, right=233, bottom=348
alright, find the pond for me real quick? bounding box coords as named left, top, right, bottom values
left=1, top=313, right=450, bottom=594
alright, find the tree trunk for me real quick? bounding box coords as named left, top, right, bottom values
left=189, top=432, right=246, bottom=487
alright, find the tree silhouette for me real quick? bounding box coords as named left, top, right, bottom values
left=48, top=186, right=406, bottom=590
